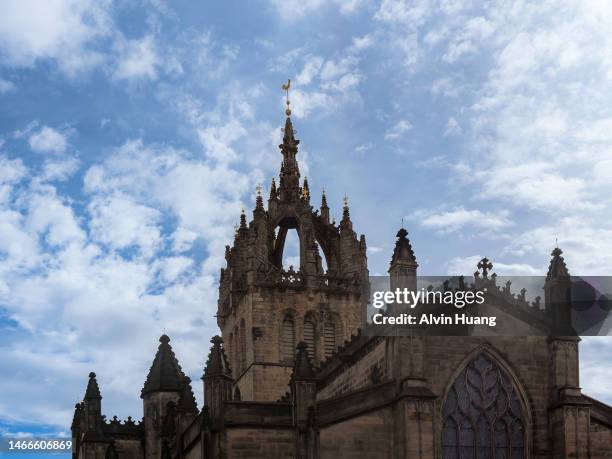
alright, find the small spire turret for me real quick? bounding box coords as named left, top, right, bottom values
left=255, top=184, right=264, bottom=212
left=547, top=247, right=570, bottom=280
left=302, top=177, right=310, bottom=202
left=269, top=178, right=277, bottom=200
left=239, top=209, right=247, bottom=230
left=341, top=195, right=352, bottom=230
left=85, top=372, right=102, bottom=400
left=320, top=188, right=330, bottom=224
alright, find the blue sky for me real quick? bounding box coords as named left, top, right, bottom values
left=1, top=0, right=611, bottom=443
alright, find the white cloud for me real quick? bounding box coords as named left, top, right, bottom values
left=0, top=78, right=15, bottom=94
left=269, top=0, right=367, bottom=20
left=113, top=35, right=159, bottom=81
left=0, top=0, right=112, bottom=74
left=28, top=126, right=68, bottom=154
left=443, top=117, right=461, bottom=136
left=88, top=194, right=162, bottom=259
left=413, top=207, right=512, bottom=234
left=296, top=55, right=323, bottom=85
left=384, top=119, right=412, bottom=139
left=446, top=255, right=541, bottom=276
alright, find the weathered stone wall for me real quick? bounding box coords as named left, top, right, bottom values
left=591, top=420, right=612, bottom=458
left=113, top=439, right=143, bottom=458
left=319, top=407, right=394, bottom=458
left=317, top=338, right=386, bottom=400
left=227, top=288, right=364, bottom=401
left=225, top=427, right=295, bottom=458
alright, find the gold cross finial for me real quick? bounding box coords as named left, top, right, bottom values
left=282, top=79, right=291, bottom=116
left=343, top=194, right=349, bottom=207
left=256, top=183, right=262, bottom=196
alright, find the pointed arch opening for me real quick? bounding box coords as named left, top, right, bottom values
left=323, top=321, right=336, bottom=359
left=281, top=228, right=300, bottom=269
left=304, top=313, right=317, bottom=362
left=441, top=351, right=527, bottom=459
left=280, top=313, right=295, bottom=364
left=239, top=319, right=246, bottom=373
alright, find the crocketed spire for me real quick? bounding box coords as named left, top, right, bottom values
left=321, top=189, right=328, bottom=209
left=340, top=195, right=352, bottom=230
left=269, top=177, right=277, bottom=200
left=239, top=209, right=247, bottom=229
left=203, top=336, right=232, bottom=378
left=390, top=228, right=416, bottom=265
left=141, top=335, right=186, bottom=396
left=255, top=185, right=264, bottom=211
left=547, top=247, right=570, bottom=280
left=84, top=372, right=102, bottom=400
left=302, top=177, right=310, bottom=201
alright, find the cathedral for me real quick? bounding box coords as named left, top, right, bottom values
left=71, top=99, right=612, bottom=458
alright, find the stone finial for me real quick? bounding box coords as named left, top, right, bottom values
left=203, top=335, right=232, bottom=378
left=390, top=227, right=417, bottom=266
left=85, top=372, right=102, bottom=400
left=547, top=247, right=570, bottom=280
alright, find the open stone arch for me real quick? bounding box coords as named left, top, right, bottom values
left=271, top=210, right=339, bottom=274
left=440, top=345, right=531, bottom=459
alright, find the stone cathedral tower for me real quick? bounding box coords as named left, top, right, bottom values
left=217, top=109, right=369, bottom=401
left=71, top=87, right=612, bottom=459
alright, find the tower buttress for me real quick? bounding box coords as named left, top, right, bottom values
left=544, top=247, right=573, bottom=334
left=141, top=334, right=187, bottom=459
left=202, top=335, right=233, bottom=423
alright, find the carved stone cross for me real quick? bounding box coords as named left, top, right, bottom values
left=477, top=257, right=493, bottom=278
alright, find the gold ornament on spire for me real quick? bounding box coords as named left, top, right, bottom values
left=256, top=183, right=262, bottom=196
left=282, top=79, right=291, bottom=116
left=343, top=194, right=349, bottom=207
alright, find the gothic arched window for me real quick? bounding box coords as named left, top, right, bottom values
left=442, top=353, right=526, bottom=459
left=304, top=316, right=316, bottom=361
left=323, top=322, right=336, bottom=358
left=280, top=315, right=295, bottom=363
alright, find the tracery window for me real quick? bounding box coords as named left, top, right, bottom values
left=442, top=353, right=526, bottom=459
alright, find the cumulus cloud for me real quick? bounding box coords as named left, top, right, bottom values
left=113, top=35, right=159, bottom=81
left=0, top=0, right=112, bottom=74
left=28, top=126, right=68, bottom=154
left=413, top=207, right=512, bottom=234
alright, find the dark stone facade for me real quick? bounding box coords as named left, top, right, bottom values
left=72, top=112, right=612, bottom=458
